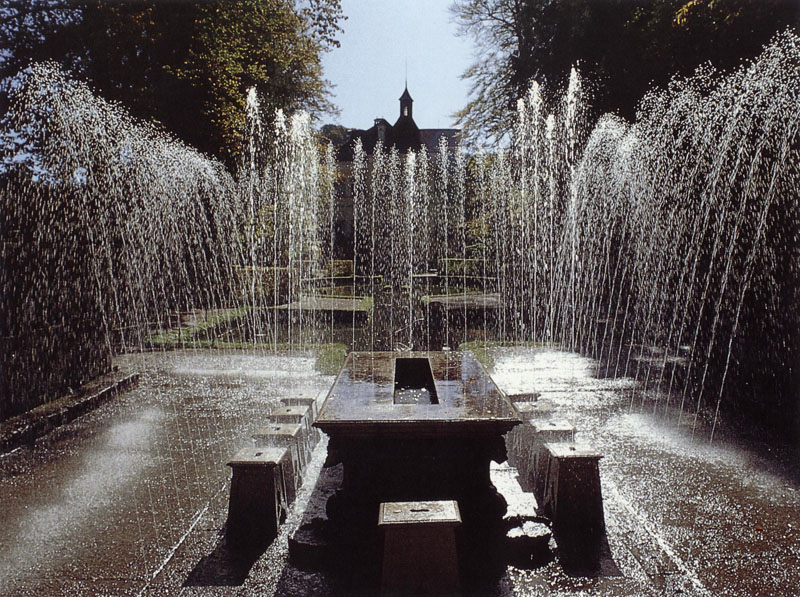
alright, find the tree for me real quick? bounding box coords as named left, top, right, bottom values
left=319, top=123, right=349, bottom=146
left=0, top=0, right=344, bottom=167
left=169, top=1, right=343, bottom=163
left=451, top=0, right=799, bottom=145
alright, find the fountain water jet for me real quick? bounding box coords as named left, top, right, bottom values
left=2, top=32, right=798, bottom=442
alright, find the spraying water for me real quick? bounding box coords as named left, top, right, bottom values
left=2, top=32, right=798, bottom=438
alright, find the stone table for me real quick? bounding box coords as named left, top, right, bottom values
left=314, top=351, right=521, bottom=587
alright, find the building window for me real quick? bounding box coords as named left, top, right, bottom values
left=403, top=107, right=408, bottom=117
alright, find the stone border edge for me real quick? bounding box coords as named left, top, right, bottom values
left=0, top=372, right=140, bottom=454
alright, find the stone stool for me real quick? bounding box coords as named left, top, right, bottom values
left=541, top=442, right=604, bottom=566
left=280, top=396, right=319, bottom=421
left=280, top=396, right=321, bottom=446
left=269, top=404, right=315, bottom=462
left=505, top=402, right=539, bottom=470
left=516, top=398, right=555, bottom=418
left=252, top=422, right=306, bottom=503
left=378, top=500, right=462, bottom=595
left=506, top=520, right=552, bottom=567
left=533, top=420, right=575, bottom=441
left=270, top=403, right=312, bottom=428
left=506, top=392, right=540, bottom=403
left=531, top=420, right=575, bottom=500
left=226, top=446, right=289, bottom=548
left=513, top=400, right=543, bottom=419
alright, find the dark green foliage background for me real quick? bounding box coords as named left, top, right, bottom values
left=0, top=0, right=344, bottom=167
left=452, top=0, right=799, bottom=143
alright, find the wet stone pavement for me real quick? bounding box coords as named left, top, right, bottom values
left=0, top=350, right=334, bottom=596
left=489, top=347, right=800, bottom=596
left=1, top=347, right=799, bottom=595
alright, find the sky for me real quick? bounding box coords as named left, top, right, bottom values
left=320, top=0, right=475, bottom=130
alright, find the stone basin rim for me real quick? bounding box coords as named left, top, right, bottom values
left=313, top=418, right=520, bottom=438
left=317, top=350, right=522, bottom=427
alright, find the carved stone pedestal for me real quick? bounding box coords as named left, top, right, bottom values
left=314, top=351, right=521, bottom=590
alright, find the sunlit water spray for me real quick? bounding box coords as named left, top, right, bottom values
left=341, top=33, right=799, bottom=439
left=2, top=32, right=799, bottom=441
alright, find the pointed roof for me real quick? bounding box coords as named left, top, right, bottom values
left=399, top=87, right=413, bottom=102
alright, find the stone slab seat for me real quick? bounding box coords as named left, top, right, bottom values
left=269, top=404, right=315, bottom=453
left=507, top=392, right=540, bottom=403
left=280, top=397, right=321, bottom=446
left=252, top=422, right=307, bottom=502
left=540, top=442, right=605, bottom=565
left=378, top=500, right=462, bottom=595
left=270, top=403, right=312, bottom=426
left=505, top=409, right=535, bottom=471
left=276, top=399, right=321, bottom=447
left=506, top=417, right=574, bottom=494
left=280, top=396, right=319, bottom=421
left=530, top=420, right=575, bottom=498
left=512, top=400, right=544, bottom=420
left=226, top=446, right=289, bottom=548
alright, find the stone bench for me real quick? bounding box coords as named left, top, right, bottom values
left=506, top=417, right=574, bottom=495
left=530, top=420, right=575, bottom=499
left=269, top=403, right=315, bottom=458
left=226, top=446, right=289, bottom=548
left=270, top=403, right=313, bottom=427
left=540, top=442, right=604, bottom=564
left=280, top=396, right=319, bottom=421
left=378, top=500, right=462, bottom=595
left=505, top=402, right=539, bottom=476
left=506, top=520, right=552, bottom=567
left=506, top=392, right=541, bottom=403
left=278, top=398, right=321, bottom=446
left=252, top=422, right=306, bottom=502
left=515, top=398, right=555, bottom=419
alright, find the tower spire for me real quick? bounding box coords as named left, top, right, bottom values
left=399, top=84, right=413, bottom=119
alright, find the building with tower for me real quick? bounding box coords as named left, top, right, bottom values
left=335, top=86, right=460, bottom=161
left=330, top=86, right=461, bottom=257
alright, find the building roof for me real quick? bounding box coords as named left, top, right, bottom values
left=420, top=129, right=462, bottom=154
left=335, top=86, right=460, bottom=162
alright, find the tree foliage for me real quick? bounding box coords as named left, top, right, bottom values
left=451, top=0, right=799, bottom=144
left=319, top=123, right=350, bottom=146
left=0, top=0, right=344, bottom=167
